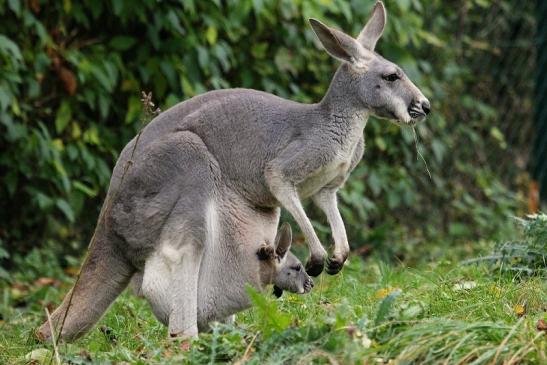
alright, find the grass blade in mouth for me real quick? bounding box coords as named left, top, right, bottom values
left=412, top=126, right=432, bottom=179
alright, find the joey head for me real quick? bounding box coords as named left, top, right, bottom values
left=256, top=223, right=314, bottom=297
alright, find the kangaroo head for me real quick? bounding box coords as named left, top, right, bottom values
left=256, top=223, right=313, bottom=296
left=310, top=1, right=430, bottom=125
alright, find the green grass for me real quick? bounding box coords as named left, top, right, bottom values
left=1, top=254, right=545, bottom=364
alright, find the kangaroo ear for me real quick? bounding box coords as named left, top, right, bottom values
left=309, top=18, right=371, bottom=69
left=357, top=1, right=387, bottom=51
left=274, top=222, right=292, bottom=258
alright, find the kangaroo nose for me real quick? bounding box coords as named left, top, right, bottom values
left=421, top=100, right=431, bottom=115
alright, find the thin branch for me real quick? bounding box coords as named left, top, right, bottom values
left=45, top=308, right=61, bottom=365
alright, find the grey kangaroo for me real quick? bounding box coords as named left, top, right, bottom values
left=38, top=0, right=429, bottom=341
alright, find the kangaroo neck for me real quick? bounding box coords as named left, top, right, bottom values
left=318, top=64, right=369, bottom=124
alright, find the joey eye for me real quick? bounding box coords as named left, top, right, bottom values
left=291, top=265, right=302, bottom=272
left=382, top=73, right=399, bottom=82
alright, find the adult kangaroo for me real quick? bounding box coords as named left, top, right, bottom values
left=129, top=0, right=428, bottom=277
left=38, top=0, right=429, bottom=341
left=149, top=0, right=427, bottom=276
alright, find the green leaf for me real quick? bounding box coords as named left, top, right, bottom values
left=252, top=0, right=264, bottom=16
left=56, top=199, right=75, bottom=222
left=35, top=192, right=54, bottom=209
left=418, top=30, right=445, bottom=47
left=374, top=289, right=401, bottom=326
left=7, top=0, right=21, bottom=16
left=367, top=172, right=382, bottom=196
left=0, top=34, right=22, bottom=61
left=125, top=96, right=142, bottom=124
left=274, top=48, right=297, bottom=75
left=55, top=101, right=72, bottom=134
left=448, top=222, right=471, bottom=236
left=109, top=36, right=137, bottom=51
left=112, top=0, right=123, bottom=15
left=166, top=10, right=185, bottom=35
left=205, top=26, right=218, bottom=45
left=73, top=181, right=97, bottom=197
left=0, top=84, right=12, bottom=111
left=431, top=140, right=446, bottom=163
left=251, top=43, right=268, bottom=59
left=247, top=285, right=291, bottom=338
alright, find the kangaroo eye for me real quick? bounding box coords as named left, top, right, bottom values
left=382, top=73, right=399, bottom=82
left=291, top=265, right=302, bottom=272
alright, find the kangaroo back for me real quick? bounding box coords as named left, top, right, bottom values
left=36, top=222, right=134, bottom=342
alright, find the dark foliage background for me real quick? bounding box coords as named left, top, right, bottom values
left=0, top=0, right=536, bottom=269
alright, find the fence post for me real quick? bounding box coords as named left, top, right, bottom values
left=534, top=0, right=547, bottom=203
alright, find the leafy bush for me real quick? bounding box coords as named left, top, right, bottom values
left=464, top=213, right=547, bottom=276
left=0, top=0, right=531, bottom=263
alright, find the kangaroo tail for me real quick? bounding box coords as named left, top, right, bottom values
left=36, top=224, right=134, bottom=342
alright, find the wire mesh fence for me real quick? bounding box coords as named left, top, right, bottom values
left=462, top=1, right=535, bottom=194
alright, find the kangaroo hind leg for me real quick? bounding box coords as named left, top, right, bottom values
left=141, top=130, right=220, bottom=338
left=36, top=227, right=134, bottom=342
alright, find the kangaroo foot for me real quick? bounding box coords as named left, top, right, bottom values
left=169, top=329, right=198, bottom=340
left=168, top=335, right=194, bottom=352
left=326, top=255, right=347, bottom=275
left=305, top=256, right=325, bottom=277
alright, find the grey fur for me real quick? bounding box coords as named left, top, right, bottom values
left=37, top=0, right=429, bottom=341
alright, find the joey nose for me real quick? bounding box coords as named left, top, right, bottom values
left=421, top=100, right=431, bottom=115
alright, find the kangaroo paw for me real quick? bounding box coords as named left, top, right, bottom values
left=305, top=256, right=325, bottom=277
left=273, top=285, right=283, bottom=298
left=326, top=255, right=346, bottom=275
left=303, top=278, right=314, bottom=293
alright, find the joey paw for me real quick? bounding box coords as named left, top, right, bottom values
left=273, top=285, right=283, bottom=298
left=256, top=244, right=275, bottom=261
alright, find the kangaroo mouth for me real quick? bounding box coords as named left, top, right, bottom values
left=409, top=110, right=425, bottom=119
left=408, top=105, right=426, bottom=123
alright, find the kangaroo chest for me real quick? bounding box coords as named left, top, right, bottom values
left=297, top=125, right=363, bottom=199
left=297, top=159, right=350, bottom=198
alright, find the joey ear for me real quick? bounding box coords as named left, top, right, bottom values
left=357, top=1, right=387, bottom=51
left=309, top=18, right=370, bottom=68
left=274, top=222, right=292, bottom=258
